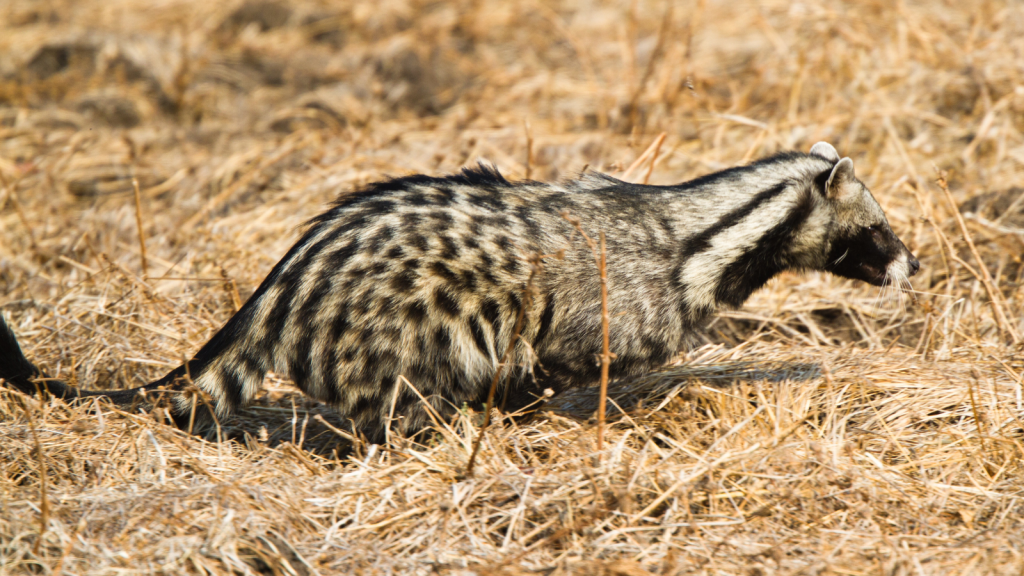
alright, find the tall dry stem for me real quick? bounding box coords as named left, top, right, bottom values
left=15, top=396, right=49, bottom=555
left=464, top=255, right=543, bottom=477
left=132, top=178, right=149, bottom=278
left=597, top=232, right=611, bottom=456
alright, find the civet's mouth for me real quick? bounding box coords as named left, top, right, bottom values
left=869, top=256, right=921, bottom=288
left=860, top=262, right=888, bottom=286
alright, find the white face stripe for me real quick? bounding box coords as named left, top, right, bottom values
left=679, top=188, right=802, bottom=313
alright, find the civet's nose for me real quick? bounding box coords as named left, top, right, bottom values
left=908, top=255, right=921, bottom=276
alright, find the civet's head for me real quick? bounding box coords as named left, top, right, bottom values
left=809, top=142, right=920, bottom=287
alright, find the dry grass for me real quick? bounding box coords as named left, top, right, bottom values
left=2, top=0, right=1024, bottom=573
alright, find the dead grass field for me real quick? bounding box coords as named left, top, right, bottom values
left=1, top=0, right=1024, bottom=574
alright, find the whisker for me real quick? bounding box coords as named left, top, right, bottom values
left=874, top=275, right=894, bottom=311
left=898, top=275, right=917, bottom=304
left=899, top=288, right=954, bottom=298
left=876, top=266, right=912, bottom=314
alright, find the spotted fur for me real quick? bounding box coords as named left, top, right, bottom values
left=0, top=142, right=919, bottom=443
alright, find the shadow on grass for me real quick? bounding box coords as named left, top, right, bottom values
left=3, top=358, right=823, bottom=461
left=224, top=360, right=825, bottom=457
left=542, top=361, right=822, bottom=421
left=62, top=359, right=821, bottom=459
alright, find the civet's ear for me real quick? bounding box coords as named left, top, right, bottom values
left=825, top=157, right=859, bottom=202
left=809, top=141, right=840, bottom=163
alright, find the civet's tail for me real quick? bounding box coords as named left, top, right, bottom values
left=0, top=315, right=224, bottom=428
left=0, top=223, right=334, bottom=432
left=0, top=315, right=51, bottom=396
